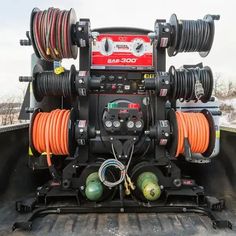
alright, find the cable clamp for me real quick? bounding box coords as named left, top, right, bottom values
left=195, top=79, right=204, bottom=100
left=54, top=61, right=65, bottom=75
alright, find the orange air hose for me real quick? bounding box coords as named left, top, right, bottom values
left=175, top=111, right=210, bottom=157
left=32, top=109, right=70, bottom=167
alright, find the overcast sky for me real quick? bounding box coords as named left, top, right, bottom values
left=0, top=0, right=235, bottom=98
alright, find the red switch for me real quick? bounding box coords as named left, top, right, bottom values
left=128, top=103, right=140, bottom=109
left=112, top=84, right=116, bottom=90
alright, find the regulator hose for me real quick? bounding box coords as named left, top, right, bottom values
left=98, top=144, right=134, bottom=188
left=175, top=111, right=210, bottom=157
left=32, top=109, right=70, bottom=167
left=169, top=66, right=213, bottom=103
left=98, top=159, right=126, bottom=188
left=32, top=7, right=78, bottom=61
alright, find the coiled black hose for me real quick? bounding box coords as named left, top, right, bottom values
left=32, top=65, right=76, bottom=102
left=169, top=66, right=213, bottom=103
left=36, top=71, right=72, bottom=97
left=168, top=14, right=219, bottom=57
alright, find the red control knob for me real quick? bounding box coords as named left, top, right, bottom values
left=128, top=103, right=140, bottom=109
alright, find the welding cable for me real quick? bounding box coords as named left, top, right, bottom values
left=175, top=111, right=210, bottom=157
left=169, top=66, right=213, bottom=102
left=169, top=17, right=214, bottom=56
left=32, top=8, right=77, bottom=61
left=32, top=109, right=70, bottom=167
left=35, top=70, right=72, bottom=98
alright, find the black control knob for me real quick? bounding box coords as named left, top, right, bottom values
left=105, top=38, right=109, bottom=52
left=89, top=76, right=101, bottom=90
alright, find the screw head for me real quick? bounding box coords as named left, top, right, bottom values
left=120, top=208, right=124, bottom=212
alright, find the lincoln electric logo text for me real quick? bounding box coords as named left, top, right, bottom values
left=107, top=58, right=137, bottom=63
left=116, top=44, right=129, bottom=50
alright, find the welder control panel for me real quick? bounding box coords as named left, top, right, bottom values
left=92, top=34, right=153, bottom=69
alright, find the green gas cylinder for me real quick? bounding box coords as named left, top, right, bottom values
left=137, top=172, right=161, bottom=201
left=85, top=172, right=103, bottom=201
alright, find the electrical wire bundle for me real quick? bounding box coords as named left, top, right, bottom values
left=175, top=111, right=210, bottom=157
left=98, top=144, right=134, bottom=188
left=32, top=109, right=70, bottom=167
left=31, top=7, right=78, bottom=61
left=169, top=66, right=213, bottom=102
left=168, top=14, right=219, bottom=57
left=35, top=70, right=73, bottom=99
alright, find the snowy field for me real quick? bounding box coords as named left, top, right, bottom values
left=219, top=98, right=236, bottom=127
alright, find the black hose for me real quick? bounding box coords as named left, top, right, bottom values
left=169, top=66, right=213, bottom=103
left=168, top=14, right=219, bottom=57
left=35, top=70, right=72, bottom=98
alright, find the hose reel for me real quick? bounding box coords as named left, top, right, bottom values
left=29, top=108, right=96, bottom=168
left=150, top=14, right=220, bottom=57
left=145, top=109, right=215, bottom=161
left=144, top=65, right=214, bottom=103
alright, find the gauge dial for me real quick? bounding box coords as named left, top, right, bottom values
left=100, top=37, right=114, bottom=56
left=132, top=38, right=146, bottom=57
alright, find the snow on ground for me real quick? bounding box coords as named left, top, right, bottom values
left=219, top=98, right=236, bottom=127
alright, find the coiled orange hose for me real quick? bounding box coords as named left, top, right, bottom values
left=32, top=109, right=70, bottom=166
left=175, top=111, right=210, bottom=157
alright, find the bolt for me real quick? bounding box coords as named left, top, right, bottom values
left=80, top=186, right=84, bottom=190
left=165, top=132, right=169, bottom=137
left=79, top=129, right=84, bottom=133
left=164, top=27, right=170, bottom=33
left=110, top=137, right=113, bottom=140
left=79, top=79, right=83, bottom=84
left=133, top=137, right=136, bottom=141
left=182, top=207, right=187, bottom=212
left=160, top=185, right=164, bottom=190
left=125, top=155, right=128, bottom=158
left=120, top=208, right=124, bottom=213
left=173, top=179, right=182, bottom=187
left=165, top=80, right=169, bottom=85
left=148, top=32, right=156, bottom=39
left=118, top=155, right=121, bottom=158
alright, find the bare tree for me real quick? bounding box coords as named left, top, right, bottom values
left=0, top=97, right=21, bottom=126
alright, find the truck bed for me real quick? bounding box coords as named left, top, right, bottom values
left=0, top=125, right=236, bottom=236
left=1, top=199, right=236, bottom=235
